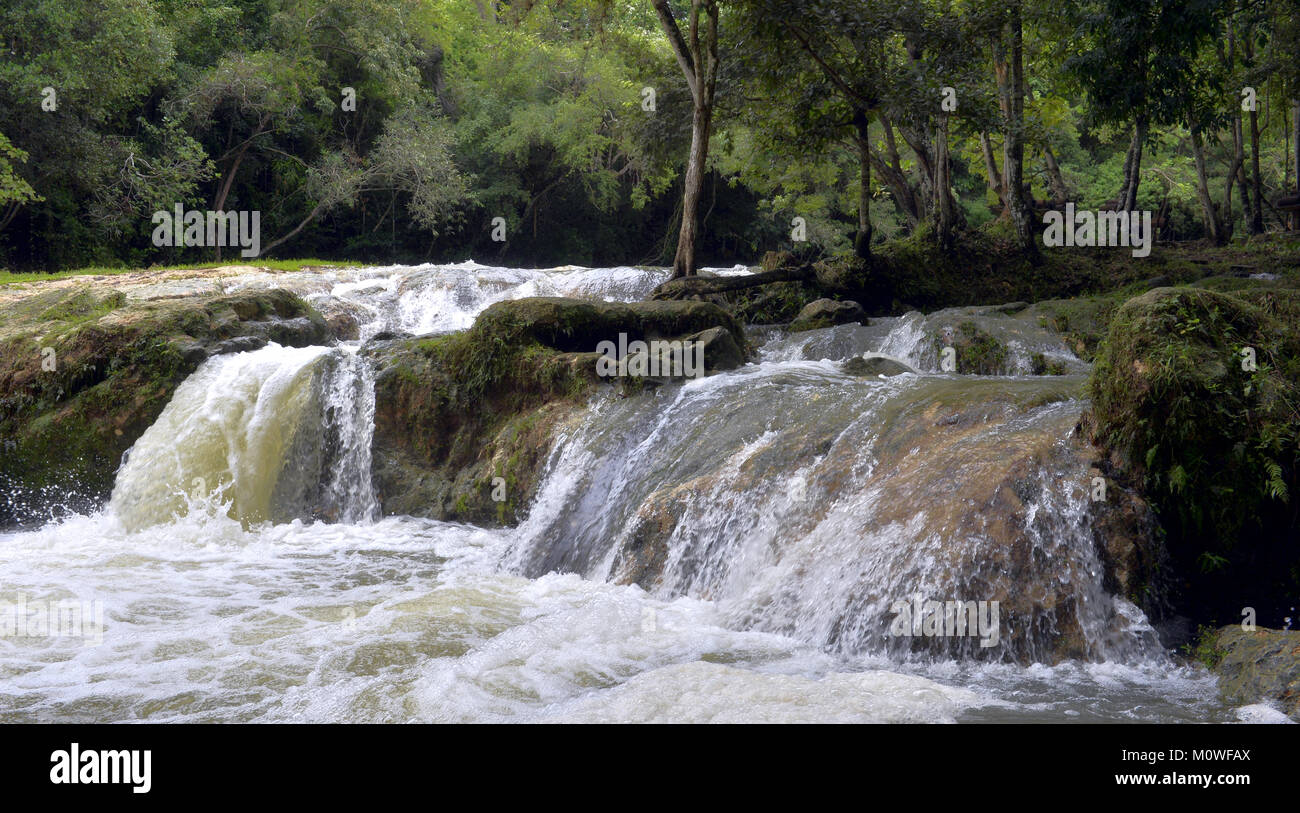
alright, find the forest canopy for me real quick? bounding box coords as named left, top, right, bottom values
left=2, top=0, right=1299, bottom=271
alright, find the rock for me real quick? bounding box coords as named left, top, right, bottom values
left=366, top=296, right=749, bottom=525
left=1090, top=286, right=1300, bottom=629
left=1084, top=465, right=1165, bottom=615
left=933, top=321, right=1009, bottom=375
left=789, top=298, right=866, bottom=332
left=991, top=301, right=1029, bottom=315
left=686, top=326, right=745, bottom=373
left=470, top=296, right=748, bottom=355
left=841, top=354, right=914, bottom=377
left=812, top=255, right=870, bottom=293
left=597, top=374, right=1161, bottom=664
left=0, top=285, right=330, bottom=526
left=1208, top=626, right=1300, bottom=720
left=213, top=335, right=268, bottom=355
left=325, top=312, right=360, bottom=341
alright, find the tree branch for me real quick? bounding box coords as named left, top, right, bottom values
left=652, top=0, right=699, bottom=101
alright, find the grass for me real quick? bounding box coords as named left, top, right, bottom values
left=0, top=258, right=368, bottom=286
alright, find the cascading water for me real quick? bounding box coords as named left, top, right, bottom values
left=109, top=344, right=378, bottom=530
left=0, top=262, right=1268, bottom=723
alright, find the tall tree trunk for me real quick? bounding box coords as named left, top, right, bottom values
left=1042, top=145, right=1068, bottom=207
left=1232, top=111, right=1248, bottom=236
left=1119, top=117, right=1149, bottom=211
left=1116, top=126, right=1137, bottom=209
left=676, top=100, right=714, bottom=276
left=1244, top=35, right=1263, bottom=234
left=1003, top=2, right=1036, bottom=257
left=980, top=132, right=1006, bottom=211
left=854, top=114, right=873, bottom=259
left=1221, top=125, right=1242, bottom=241
left=1191, top=128, right=1224, bottom=244
left=652, top=0, right=718, bottom=278
left=1294, top=99, right=1300, bottom=196
left=876, top=114, right=921, bottom=226
left=1250, top=99, right=1264, bottom=233
left=932, top=115, right=958, bottom=248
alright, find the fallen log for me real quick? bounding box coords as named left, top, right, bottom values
left=650, top=263, right=816, bottom=300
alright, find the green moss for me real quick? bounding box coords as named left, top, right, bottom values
left=933, top=321, right=1008, bottom=375
left=368, top=297, right=747, bottom=526
left=0, top=287, right=328, bottom=525
left=1089, top=286, right=1300, bottom=626
left=1030, top=353, right=1068, bottom=376
left=1184, top=625, right=1229, bottom=669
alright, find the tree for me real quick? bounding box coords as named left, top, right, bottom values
left=735, top=0, right=893, bottom=258
left=989, top=0, right=1037, bottom=255
left=652, top=0, right=720, bottom=277
left=0, top=133, right=41, bottom=231
left=1065, top=0, right=1225, bottom=213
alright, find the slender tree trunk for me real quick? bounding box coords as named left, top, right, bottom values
left=1250, top=101, right=1264, bottom=233
left=1222, top=125, right=1243, bottom=241
left=1294, top=99, right=1300, bottom=196
left=1003, top=2, right=1036, bottom=257
left=262, top=201, right=328, bottom=256
left=1191, top=128, right=1224, bottom=244
left=652, top=0, right=718, bottom=278
left=1234, top=112, right=1250, bottom=232
left=1116, top=126, right=1137, bottom=209
left=932, top=115, right=957, bottom=248
left=1042, top=146, right=1068, bottom=207
left=980, top=132, right=1006, bottom=210
left=875, top=115, right=921, bottom=226
left=675, top=101, right=714, bottom=276
left=1120, top=118, right=1149, bottom=211
left=854, top=114, right=872, bottom=259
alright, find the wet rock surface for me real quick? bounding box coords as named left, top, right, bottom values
left=789, top=298, right=866, bottom=332
left=1209, top=626, right=1300, bottom=720
left=0, top=282, right=329, bottom=526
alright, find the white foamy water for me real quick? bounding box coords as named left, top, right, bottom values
left=0, top=263, right=1261, bottom=723
left=0, top=504, right=1228, bottom=723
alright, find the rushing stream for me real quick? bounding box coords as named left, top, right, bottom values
left=0, top=262, right=1284, bottom=723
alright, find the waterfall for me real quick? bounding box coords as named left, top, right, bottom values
left=108, top=263, right=1153, bottom=662
left=109, top=343, right=378, bottom=530
left=504, top=363, right=1156, bottom=663
left=5, top=263, right=1232, bottom=723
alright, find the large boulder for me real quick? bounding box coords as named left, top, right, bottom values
left=1089, top=286, right=1300, bottom=629
left=0, top=284, right=329, bottom=526
left=366, top=297, right=750, bottom=525
left=841, top=354, right=915, bottom=378
left=1206, top=626, right=1300, bottom=721
left=788, top=298, right=866, bottom=332
left=597, top=374, right=1163, bottom=664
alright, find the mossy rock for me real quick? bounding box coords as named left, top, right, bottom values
left=366, top=296, right=749, bottom=525
left=1089, top=286, right=1300, bottom=627
left=933, top=321, right=1009, bottom=375
left=788, top=298, right=866, bottom=332
left=1030, top=352, right=1068, bottom=376
left=1206, top=626, right=1300, bottom=720
left=0, top=285, right=329, bottom=526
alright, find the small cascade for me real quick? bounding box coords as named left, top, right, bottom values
left=504, top=355, right=1156, bottom=664
left=109, top=343, right=378, bottom=530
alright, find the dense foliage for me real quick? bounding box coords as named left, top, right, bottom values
left=3, top=0, right=1300, bottom=271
